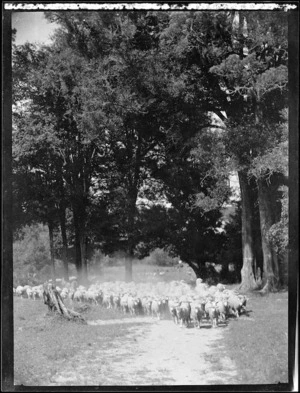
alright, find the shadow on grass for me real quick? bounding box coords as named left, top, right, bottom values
left=242, top=310, right=253, bottom=317
left=226, top=309, right=253, bottom=321
left=180, top=322, right=229, bottom=329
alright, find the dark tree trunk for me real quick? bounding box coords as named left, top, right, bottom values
left=238, top=171, right=260, bottom=291
left=257, top=178, right=280, bottom=292
left=81, top=236, right=89, bottom=280
left=278, top=250, right=288, bottom=287
left=186, top=261, right=203, bottom=279
left=72, top=205, right=83, bottom=283
left=125, top=253, right=133, bottom=282
left=43, top=282, right=86, bottom=323
left=125, top=190, right=139, bottom=282
left=59, top=203, right=69, bottom=281
left=48, top=219, right=56, bottom=282
left=125, top=211, right=135, bottom=282
left=124, top=129, right=142, bottom=282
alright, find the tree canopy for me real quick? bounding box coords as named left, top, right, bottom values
left=12, top=10, right=289, bottom=289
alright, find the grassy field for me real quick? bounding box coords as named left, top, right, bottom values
left=221, top=290, right=289, bottom=385
left=14, top=298, right=143, bottom=386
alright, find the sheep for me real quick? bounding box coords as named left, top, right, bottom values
left=151, top=298, right=163, bottom=320
left=16, top=286, right=26, bottom=298
left=208, top=304, right=219, bottom=328
left=160, top=297, right=169, bottom=318
left=31, top=286, right=42, bottom=300
left=216, top=299, right=229, bottom=321
left=14, top=279, right=249, bottom=331
left=238, top=294, right=248, bottom=312
left=85, top=288, right=101, bottom=305
left=112, top=294, right=121, bottom=310
left=102, top=293, right=114, bottom=309
left=190, top=299, right=206, bottom=329
left=25, top=286, right=34, bottom=300
left=168, top=298, right=180, bottom=324
left=195, top=284, right=210, bottom=298
left=227, top=295, right=244, bottom=318
left=68, top=288, right=75, bottom=302
left=208, top=285, right=218, bottom=296
left=216, top=283, right=226, bottom=292
left=223, top=288, right=239, bottom=298
left=205, top=301, right=219, bottom=328
left=176, top=301, right=191, bottom=328
left=73, top=288, right=86, bottom=303
left=205, top=300, right=219, bottom=327
left=120, top=293, right=129, bottom=314
left=141, top=297, right=152, bottom=316
left=60, top=288, right=69, bottom=300
left=128, top=296, right=142, bottom=315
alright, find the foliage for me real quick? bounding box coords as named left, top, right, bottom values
left=12, top=11, right=289, bottom=287
left=143, top=248, right=179, bottom=266
left=249, top=109, right=288, bottom=180
left=267, top=186, right=288, bottom=255
left=13, top=224, right=55, bottom=285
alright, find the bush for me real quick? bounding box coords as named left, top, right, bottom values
left=13, top=223, right=52, bottom=286
left=143, top=248, right=179, bottom=266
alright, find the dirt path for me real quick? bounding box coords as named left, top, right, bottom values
left=48, top=317, right=239, bottom=386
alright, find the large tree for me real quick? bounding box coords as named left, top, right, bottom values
left=156, top=10, right=288, bottom=291
left=209, top=11, right=288, bottom=290
left=13, top=43, right=66, bottom=280
left=12, top=40, right=104, bottom=283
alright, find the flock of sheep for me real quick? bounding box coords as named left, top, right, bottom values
left=14, top=277, right=248, bottom=329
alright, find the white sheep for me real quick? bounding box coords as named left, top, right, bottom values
left=227, top=295, right=244, bottom=318
left=16, top=286, right=25, bottom=298
left=120, top=293, right=129, bottom=314
left=216, top=299, right=229, bottom=321
left=175, top=301, right=191, bottom=328
left=190, top=299, right=206, bottom=329
left=25, top=286, right=34, bottom=300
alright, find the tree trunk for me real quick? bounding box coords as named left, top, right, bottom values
left=257, top=178, right=280, bottom=292
left=125, top=254, right=133, bottom=282
left=124, top=130, right=142, bottom=282
left=186, top=261, right=203, bottom=279
left=59, top=204, right=69, bottom=281
left=238, top=170, right=260, bottom=291
left=278, top=250, right=288, bottom=287
left=125, top=192, right=138, bottom=282
left=72, top=205, right=83, bottom=283
left=48, top=219, right=56, bottom=282
left=42, top=282, right=86, bottom=323
left=81, top=236, right=89, bottom=280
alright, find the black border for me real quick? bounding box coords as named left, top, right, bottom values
left=2, top=2, right=299, bottom=392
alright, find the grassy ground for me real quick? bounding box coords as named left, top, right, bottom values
left=14, top=298, right=143, bottom=386
left=221, top=290, right=289, bottom=385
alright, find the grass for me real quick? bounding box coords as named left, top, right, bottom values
left=13, top=297, right=144, bottom=386
left=221, top=290, right=289, bottom=385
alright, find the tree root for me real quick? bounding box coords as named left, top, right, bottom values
left=257, top=277, right=280, bottom=295
left=43, top=282, right=86, bottom=323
